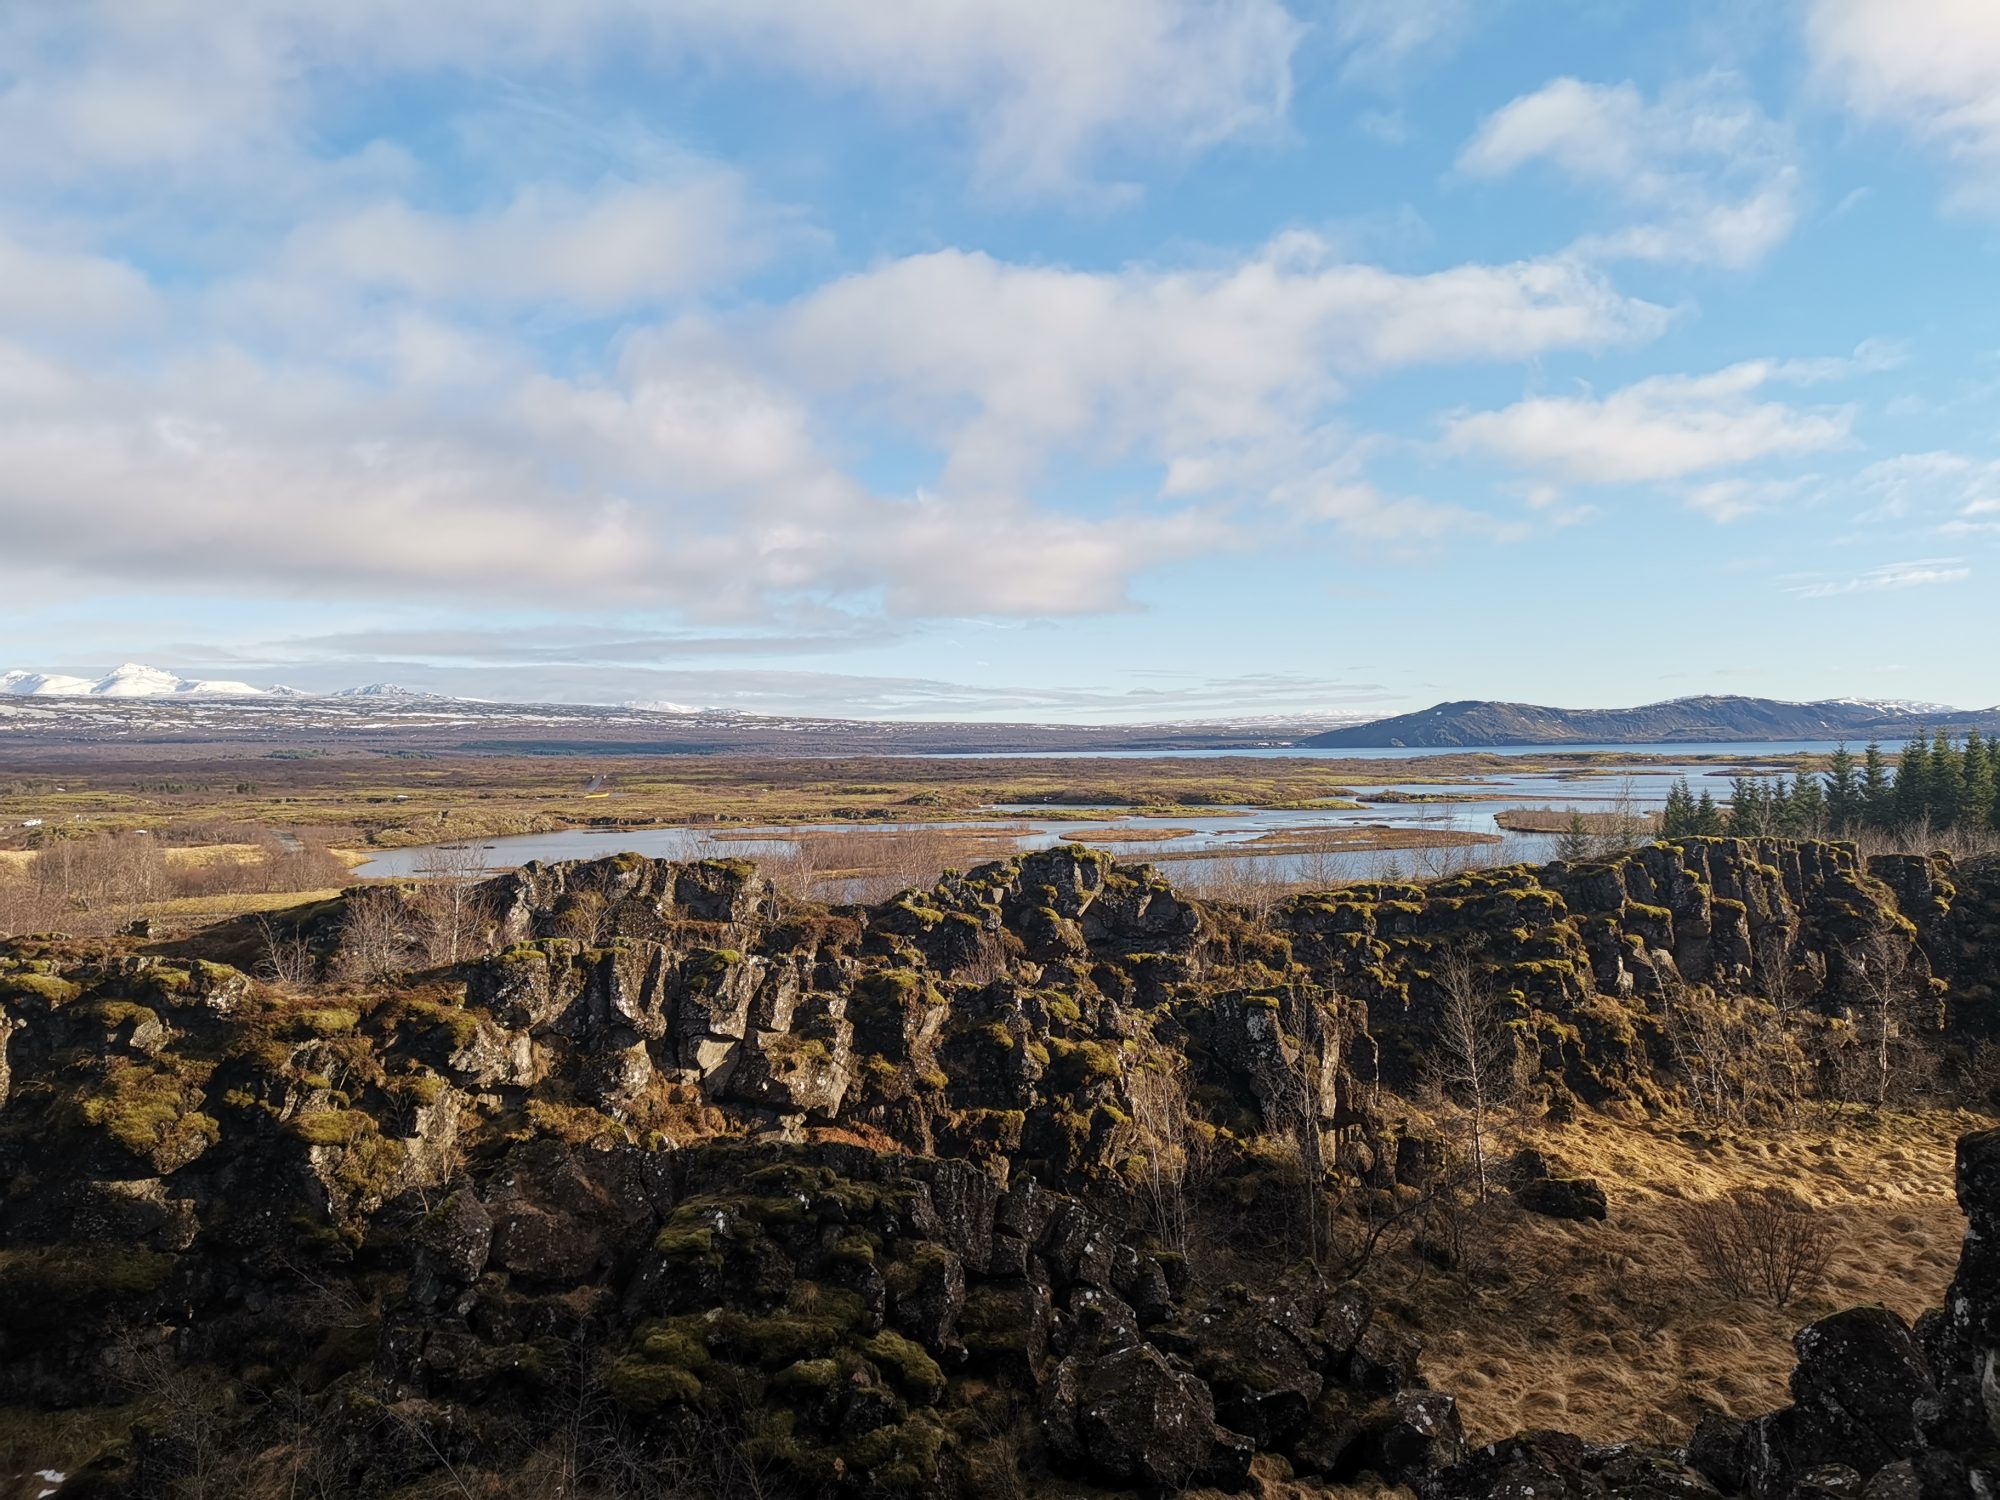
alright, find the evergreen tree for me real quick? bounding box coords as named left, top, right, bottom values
left=1729, top=775, right=1778, bottom=835
left=1894, top=735, right=1932, bottom=831
left=1988, top=734, right=2000, bottom=833
left=1965, top=730, right=1997, bottom=834
left=1824, top=743, right=1861, bottom=833
left=1694, top=788, right=1724, bottom=834
left=1555, top=812, right=1593, bottom=863
left=1861, top=740, right=1893, bottom=829
left=1662, top=778, right=1696, bottom=837
left=1772, top=776, right=1798, bottom=836
left=1786, top=770, right=1826, bottom=835
left=1929, top=729, right=1965, bottom=830
left=1987, top=735, right=2000, bottom=831
left=1727, top=775, right=1752, bottom=834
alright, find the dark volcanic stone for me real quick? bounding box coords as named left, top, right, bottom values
left=1514, top=1175, right=1609, bottom=1222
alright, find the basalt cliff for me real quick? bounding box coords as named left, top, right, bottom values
left=3, top=837, right=1999, bottom=1498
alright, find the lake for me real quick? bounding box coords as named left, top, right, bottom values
left=354, top=742, right=1827, bottom=885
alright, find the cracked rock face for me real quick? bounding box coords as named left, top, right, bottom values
left=0, top=842, right=1992, bottom=1499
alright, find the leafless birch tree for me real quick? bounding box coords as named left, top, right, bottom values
left=1421, top=949, right=1521, bottom=1201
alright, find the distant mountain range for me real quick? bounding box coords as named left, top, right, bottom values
left=1301, top=695, right=2000, bottom=749
left=8, top=671, right=1995, bottom=754
left=0, top=664, right=446, bottom=701
left=2, top=663, right=265, bottom=698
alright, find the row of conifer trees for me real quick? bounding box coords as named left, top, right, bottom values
left=1658, top=730, right=2000, bottom=839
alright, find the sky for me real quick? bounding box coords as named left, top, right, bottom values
left=3, top=0, right=1999, bottom=722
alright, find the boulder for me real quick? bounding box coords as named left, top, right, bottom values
left=1515, top=1175, right=1609, bottom=1222
left=1042, top=1342, right=1253, bottom=1491
left=1788, top=1307, right=1935, bottom=1474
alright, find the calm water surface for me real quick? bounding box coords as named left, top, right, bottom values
left=356, top=742, right=1832, bottom=884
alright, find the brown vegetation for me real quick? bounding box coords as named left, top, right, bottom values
left=1493, top=808, right=1663, bottom=834
left=0, top=744, right=1819, bottom=853
left=0, top=830, right=353, bottom=937
left=1385, top=1111, right=1971, bottom=1445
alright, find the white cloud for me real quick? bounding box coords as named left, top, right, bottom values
left=1458, top=76, right=1800, bottom=267
left=0, top=7, right=1693, bottom=632
left=0, top=327, right=1225, bottom=621
left=669, top=0, right=1305, bottom=194
left=1684, top=476, right=1813, bottom=523
left=0, top=231, right=158, bottom=334
left=1807, top=0, right=2000, bottom=207
left=1447, top=360, right=1853, bottom=487
left=1329, top=0, right=1471, bottom=81
left=1788, top=560, right=1972, bottom=598
left=289, top=177, right=784, bottom=311
left=0, top=0, right=1304, bottom=195
left=1848, top=451, right=2000, bottom=525
left=0, top=221, right=1665, bottom=617
left=759, top=237, right=1665, bottom=498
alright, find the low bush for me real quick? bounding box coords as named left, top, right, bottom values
left=1681, top=1186, right=1835, bottom=1307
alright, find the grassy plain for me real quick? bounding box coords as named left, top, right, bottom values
left=0, top=746, right=1801, bottom=852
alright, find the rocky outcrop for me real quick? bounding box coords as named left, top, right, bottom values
left=1, top=841, right=1993, bottom=1499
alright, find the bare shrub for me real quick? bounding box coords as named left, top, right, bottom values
left=549, top=869, right=615, bottom=943
left=1409, top=1162, right=1509, bottom=1277
left=0, top=870, right=67, bottom=937
left=1122, top=1054, right=1210, bottom=1254
left=1754, top=921, right=1821, bottom=1014
left=1681, top=1186, right=1836, bottom=1306
left=337, top=888, right=414, bottom=982
left=1661, top=982, right=1807, bottom=1124
left=1420, top=949, right=1524, bottom=1200
left=253, top=914, right=318, bottom=989
left=12, top=827, right=353, bottom=935
left=410, top=844, right=493, bottom=966
left=1292, top=847, right=1347, bottom=891
left=757, top=840, right=822, bottom=902
left=31, top=830, right=168, bottom=926
left=1843, top=926, right=1935, bottom=1108
left=1276, top=982, right=1341, bottom=1266
left=781, top=824, right=982, bottom=904
left=1176, top=854, right=1286, bottom=919
left=167, top=833, right=351, bottom=898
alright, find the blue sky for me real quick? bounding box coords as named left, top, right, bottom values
left=3, top=0, right=1998, bottom=720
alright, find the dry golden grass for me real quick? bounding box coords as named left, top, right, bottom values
left=1493, top=808, right=1662, bottom=834
left=0, top=842, right=366, bottom=874
left=1185, top=1453, right=1406, bottom=1500
left=1384, top=1109, right=1975, bottom=1446
left=133, top=887, right=347, bottom=919
left=1149, top=826, right=1501, bottom=859
left=0, top=744, right=1739, bottom=851
left=1059, top=826, right=1201, bottom=843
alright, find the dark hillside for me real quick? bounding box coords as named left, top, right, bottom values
left=1304, top=695, right=2000, bottom=748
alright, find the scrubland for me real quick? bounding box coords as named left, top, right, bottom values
left=1388, top=1110, right=1971, bottom=1445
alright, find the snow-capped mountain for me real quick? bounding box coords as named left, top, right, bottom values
left=1, top=663, right=264, bottom=698
left=0, top=666, right=462, bottom=701
left=1826, top=696, right=1959, bottom=717
left=329, top=683, right=445, bottom=700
